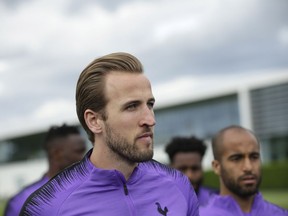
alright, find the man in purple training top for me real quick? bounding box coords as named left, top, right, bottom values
left=4, top=124, right=86, bottom=216
left=165, top=136, right=218, bottom=206
left=20, top=52, right=199, bottom=215
left=200, top=125, right=288, bottom=216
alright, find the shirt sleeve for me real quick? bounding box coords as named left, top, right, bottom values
left=4, top=198, right=20, bottom=216
left=187, top=183, right=199, bottom=216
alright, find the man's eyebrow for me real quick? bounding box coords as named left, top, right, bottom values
left=249, top=152, right=260, bottom=156
left=123, top=100, right=141, bottom=106
left=121, top=97, right=155, bottom=108
left=148, top=97, right=155, bottom=102
left=228, top=151, right=260, bottom=159
left=227, top=153, right=243, bottom=159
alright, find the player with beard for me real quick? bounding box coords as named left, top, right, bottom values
left=200, top=125, right=288, bottom=216
left=165, top=136, right=218, bottom=206
left=20, top=52, right=199, bottom=216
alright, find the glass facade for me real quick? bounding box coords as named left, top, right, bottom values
left=250, top=82, right=288, bottom=162
left=0, top=132, right=46, bottom=163
left=0, top=125, right=89, bottom=164
left=154, top=94, right=240, bottom=147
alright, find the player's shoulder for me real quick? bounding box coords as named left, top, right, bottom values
left=20, top=158, right=92, bottom=215
left=200, top=205, right=230, bottom=216
left=199, top=196, right=233, bottom=216
left=14, top=175, right=48, bottom=199
left=262, top=199, right=288, bottom=215
left=140, top=160, right=198, bottom=205
left=5, top=176, right=48, bottom=213
left=140, top=160, right=184, bottom=179
left=201, top=185, right=219, bottom=195
left=139, top=159, right=192, bottom=190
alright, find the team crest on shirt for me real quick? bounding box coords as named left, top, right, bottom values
left=155, top=202, right=168, bottom=216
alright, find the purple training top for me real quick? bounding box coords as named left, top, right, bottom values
left=197, top=186, right=218, bottom=206
left=20, top=149, right=199, bottom=216
left=4, top=175, right=48, bottom=216
left=200, top=193, right=288, bottom=216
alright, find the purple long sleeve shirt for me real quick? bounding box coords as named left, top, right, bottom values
left=20, top=149, right=199, bottom=216
left=199, top=193, right=288, bottom=216
left=197, top=186, right=218, bottom=206
left=4, top=175, right=48, bottom=216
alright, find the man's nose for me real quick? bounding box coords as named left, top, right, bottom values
left=243, top=158, right=253, bottom=172
left=139, top=106, right=156, bottom=127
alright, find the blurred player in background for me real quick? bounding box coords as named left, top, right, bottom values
left=165, top=135, right=218, bottom=206
left=200, top=125, right=288, bottom=215
left=4, top=123, right=86, bottom=216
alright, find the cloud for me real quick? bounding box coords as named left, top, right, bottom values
left=34, top=99, right=76, bottom=120
left=0, top=99, right=77, bottom=139
left=278, top=26, right=288, bottom=46
left=0, top=61, right=9, bottom=74
left=0, top=0, right=287, bottom=138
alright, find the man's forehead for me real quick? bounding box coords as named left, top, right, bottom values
left=222, top=128, right=257, bottom=143
left=105, top=72, right=153, bottom=100
left=174, top=152, right=202, bottom=162
left=220, top=129, right=259, bottom=152
left=106, top=71, right=145, bottom=80
left=223, top=138, right=259, bottom=153
left=106, top=71, right=148, bottom=86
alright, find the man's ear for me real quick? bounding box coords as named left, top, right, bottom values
left=84, top=109, right=104, bottom=134
left=212, top=159, right=221, bottom=176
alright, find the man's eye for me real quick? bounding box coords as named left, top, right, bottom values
left=126, top=104, right=137, bottom=110
left=148, top=101, right=155, bottom=109
left=251, top=154, right=259, bottom=160
left=231, top=156, right=241, bottom=161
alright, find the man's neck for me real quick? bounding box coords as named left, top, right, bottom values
left=232, top=193, right=255, bottom=213
left=221, top=189, right=256, bottom=213
left=90, top=145, right=137, bottom=180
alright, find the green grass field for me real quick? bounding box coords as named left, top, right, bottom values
left=0, top=199, right=6, bottom=216
left=0, top=190, right=287, bottom=215
left=262, top=189, right=288, bottom=209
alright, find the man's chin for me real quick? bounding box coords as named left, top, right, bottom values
left=190, top=182, right=200, bottom=192
left=134, top=151, right=154, bottom=162
left=237, top=187, right=258, bottom=198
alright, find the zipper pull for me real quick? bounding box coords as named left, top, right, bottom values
left=123, top=183, right=129, bottom=195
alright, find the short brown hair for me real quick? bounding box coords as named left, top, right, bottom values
left=76, top=52, right=143, bottom=143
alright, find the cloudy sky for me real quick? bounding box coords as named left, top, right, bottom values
left=0, top=0, right=288, bottom=139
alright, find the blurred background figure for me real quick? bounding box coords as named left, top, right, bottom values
left=200, top=125, right=288, bottom=215
left=4, top=123, right=86, bottom=216
left=165, top=136, right=218, bottom=206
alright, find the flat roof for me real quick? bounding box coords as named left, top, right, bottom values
left=154, top=69, right=288, bottom=109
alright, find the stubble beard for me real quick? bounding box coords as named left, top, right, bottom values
left=104, top=123, right=154, bottom=163
left=221, top=167, right=262, bottom=198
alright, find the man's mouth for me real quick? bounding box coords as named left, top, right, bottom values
left=240, top=175, right=257, bottom=184
left=137, top=132, right=153, bottom=139
left=137, top=132, right=153, bottom=144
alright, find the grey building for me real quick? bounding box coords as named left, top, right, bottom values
left=153, top=71, right=288, bottom=164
